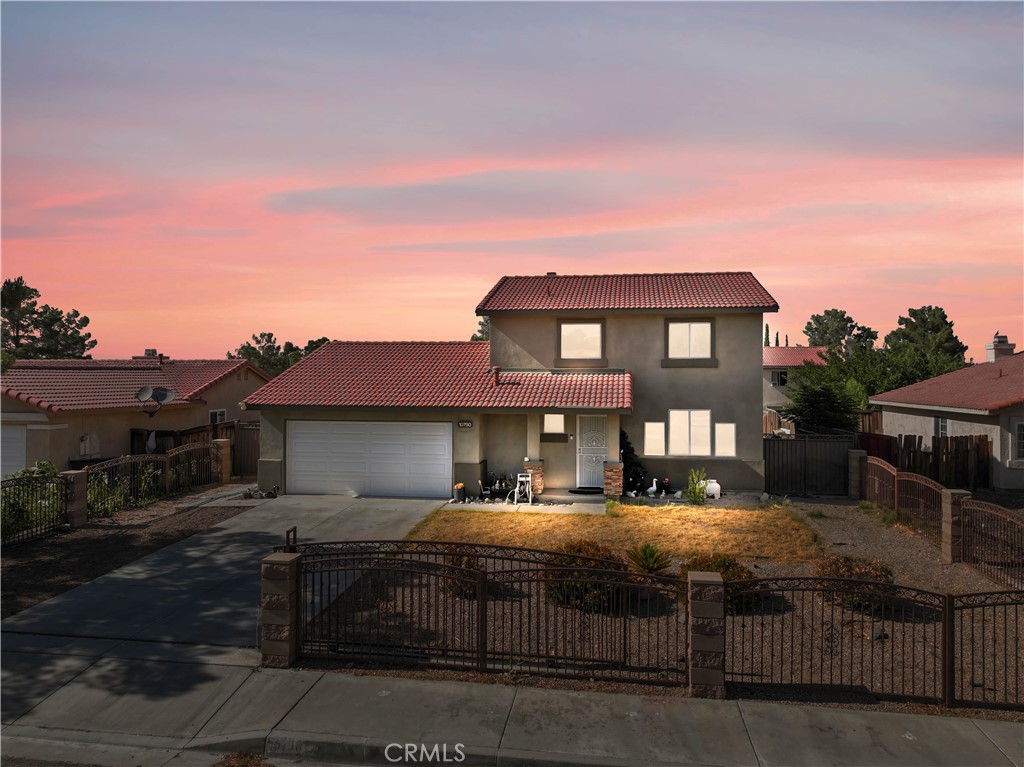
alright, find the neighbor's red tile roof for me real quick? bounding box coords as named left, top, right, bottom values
left=2, top=358, right=268, bottom=413
left=476, top=272, right=778, bottom=313
left=869, top=353, right=1024, bottom=414
left=763, top=346, right=828, bottom=367
left=243, top=342, right=633, bottom=410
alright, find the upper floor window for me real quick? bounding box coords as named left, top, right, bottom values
left=210, top=409, right=227, bottom=425
left=771, top=370, right=788, bottom=387
left=559, top=321, right=603, bottom=361
left=663, top=319, right=716, bottom=368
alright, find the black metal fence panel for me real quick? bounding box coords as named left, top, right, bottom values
left=961, top=502, right=1024, bottom=591
left=895, top=473, right=944, bottom=548
left=725, top=577, right=946, bottom=703
left=1, top=475, right=70, bottom=546
left=763, top=435, right=855, bottom=495
left=953, top=592, right=1023, bottom=708
left=292, top=541, right=687, bottom=685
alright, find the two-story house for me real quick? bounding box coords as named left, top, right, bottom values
left=244, top=272, right=778, bottom=497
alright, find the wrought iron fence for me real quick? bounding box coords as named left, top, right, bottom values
left=291, top=541, right=687, bottom=685
left=166, top=443, right=217, bottom=494
left=85, top=443, right=217, bottom=517
left=863, top=456, right=896, bottom=509
left=961, top=501, right=1024, bottom=590
left=725, top=577, right=1023, bottom=709
left=895, top=472, right=944, bottom=547
left=725, top=577, right=946, bottom=702
left=1, top=475, right=70, bottom=546
left=952, top=591, right=1023, bottom=708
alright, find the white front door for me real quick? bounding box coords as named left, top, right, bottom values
left=576, top=415, right=607, bottom=488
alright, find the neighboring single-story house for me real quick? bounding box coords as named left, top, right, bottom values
left=1, top=352, right=270, bottom=476
left=868, top=334, right=1023, bottom=490
left=244, top=271, right=779, bottom=497
left=762, top=345, right=827, bottom=410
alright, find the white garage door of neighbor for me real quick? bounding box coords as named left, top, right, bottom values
left=286, top=421, right=453, bottom=497
left=1, top=425, right=27, bottom=478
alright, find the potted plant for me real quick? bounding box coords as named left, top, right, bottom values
left=625, top=543, right=673, bottom=599
left=453, top=482, right=466, bottom=502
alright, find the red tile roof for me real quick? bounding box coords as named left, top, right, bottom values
left=2, top=358, right=269, bottom=413
left=243, top=342, right=633, bottom=410
left=763, top=346, right=828, bottom=368
left=869, top=353, right=1024, bottom=414
left=476, top=272, right=779, bottom=313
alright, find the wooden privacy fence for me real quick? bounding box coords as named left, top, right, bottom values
left=1, top=474, right=70, bottom=546
left=862, top=456, right=1023, bottom=590
left=762, top=410, right=797, bottom=435
left=179, top=420, right=260, bottom=477
left=860, top=433, right=991, bottom=490
left=763, top=434, right=856, bottom=495
left=85, top=442, right=221, bottom=517
left=725, top=577, right=1022, bottom=709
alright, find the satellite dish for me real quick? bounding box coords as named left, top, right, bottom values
left=136, top=386, right=154, bottom=402
left=152, top=387, right=176, bottom=404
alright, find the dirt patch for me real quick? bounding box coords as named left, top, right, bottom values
left=1, top=485, right=254, bottom=618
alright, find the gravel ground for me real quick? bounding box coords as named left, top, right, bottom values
left=1, top=484, right=253, bottom=618
left=748, top=498, right=1005, bottom=594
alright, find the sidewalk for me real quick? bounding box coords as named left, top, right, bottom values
left=2, top=634, right=1021, bottom=767
left=2, top=495, right=1021, bottom=767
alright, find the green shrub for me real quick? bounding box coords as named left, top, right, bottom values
left=807, top=509, right=825, bottom=519
left=625, top=543, right=673, bottom=576
left=543, top=539, right=629, bottom=613
left=1, top=462, right=65, bottom=540
left=812, top=554, right=896, bottom=611
left=684, top=468, right=707, bottom=505
left=677, top=552, right=755, bottom=612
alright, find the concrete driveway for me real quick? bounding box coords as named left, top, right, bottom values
left=1, top=495, right=439, bottom=650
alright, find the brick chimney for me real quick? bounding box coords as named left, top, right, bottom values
left=986, top=332, right=1016, bottom=362
left=492, top=366, right=501, bottom=386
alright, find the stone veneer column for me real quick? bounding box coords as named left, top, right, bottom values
left=260, top=551, right=302, bottom=668
left=847, top=449, right=867, bottom=500
left=941, top=489, right=971, bottom=565
left=213, top=438, right=232, bottom=483
left=60, top=470, right=89, bottom=529
left=687, top=571, right=726, bottom=699
left=603, top=461, right=623, bottom=497
left=523, top=460, right=544, bottom=495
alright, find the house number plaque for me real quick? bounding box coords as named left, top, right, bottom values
left=458, top=420, right=473, bottom=429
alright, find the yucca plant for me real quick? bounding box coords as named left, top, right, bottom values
left=625, top=543, right=673, bottom=576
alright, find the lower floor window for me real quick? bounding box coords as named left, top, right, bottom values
left=642, top=411, right=736, bottom=457
left=1016, top=422, right=1024, bottom=461
left=210, top=409, right=227, bottom=424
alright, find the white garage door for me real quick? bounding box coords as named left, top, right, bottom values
left=286, top=421, right=453, bottom=497
left=1, top=425, right=27, bottom=478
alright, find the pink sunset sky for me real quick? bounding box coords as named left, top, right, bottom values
left=3, top=3, right=1022, bottom=362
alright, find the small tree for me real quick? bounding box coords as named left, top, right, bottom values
left=471, top=316, right=490, bottom=341
left=764, top=323, right=770, bottom=347
left=780, top=367, right=858, bottom=433
left=619, top=430, right=647, bottom=494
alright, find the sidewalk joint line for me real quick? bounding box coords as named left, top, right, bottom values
left=736, top=701, right=764, bottom=767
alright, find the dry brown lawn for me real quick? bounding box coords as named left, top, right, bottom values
left=406, top=501, right=821, bottom=562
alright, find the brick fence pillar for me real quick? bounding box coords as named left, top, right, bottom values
left=261, top=552, right=302, bottom=668
left=848, top=449, right=867, bottom=500
left=60, top=470, right=88, bottom=529
left=941, top=489, right=971, bottom=564
left=213, top=438, right=232, bottom=484
left=523, top=460, right=544, bottom=495
left=687, top=571, right=726, bottom=699
left=603, top=461, right=623, bottom=497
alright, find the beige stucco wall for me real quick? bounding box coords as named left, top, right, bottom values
left=1, top=373, right=267, bottom=472
left=490, top=311, right=767, bottom=490
left=879, top=405, right=1023, bottom=491
left=484, top=414, right=527, bottom=479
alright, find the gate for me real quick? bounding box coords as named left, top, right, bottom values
left=763, top=434, right=855, bottom=495
left=293, top=541, right=686, bottom=685
left=234, top=422, right=260, bottom=477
